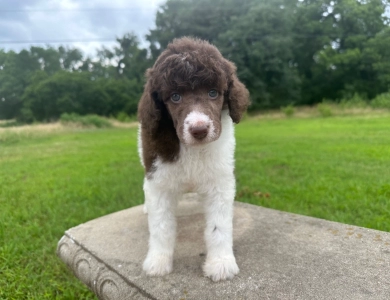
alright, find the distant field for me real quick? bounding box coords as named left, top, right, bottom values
left=1, top=114, right=390, bottom=298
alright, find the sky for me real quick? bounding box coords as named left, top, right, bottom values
left=0, top=0, right=165, bottom=56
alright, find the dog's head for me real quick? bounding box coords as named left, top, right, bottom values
left=138, top=37, right=250, bottom=146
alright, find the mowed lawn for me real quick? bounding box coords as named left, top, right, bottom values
left=1, top=115, right=390, bottom=299
left=236, top=116, right=390, bottom=230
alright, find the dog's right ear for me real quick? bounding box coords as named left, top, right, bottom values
left=137, top=70, right=163, bottom=135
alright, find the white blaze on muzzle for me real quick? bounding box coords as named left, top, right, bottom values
left=183, top=111, right=217, bottom=144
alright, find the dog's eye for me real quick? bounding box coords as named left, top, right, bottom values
left=208, top=89, right=218, bottom=99
left=171, top=93, right=181, bottom=102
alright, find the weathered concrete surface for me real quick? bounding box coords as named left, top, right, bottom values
left=57, top=194, right=390, bottom=300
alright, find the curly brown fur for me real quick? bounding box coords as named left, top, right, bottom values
left=138, top=37, right=250, bottom=174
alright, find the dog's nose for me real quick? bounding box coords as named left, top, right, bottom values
left=190, top=125, right=208, bottom=140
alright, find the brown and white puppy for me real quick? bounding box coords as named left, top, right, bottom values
left=137, top=37, right=250, bottom=281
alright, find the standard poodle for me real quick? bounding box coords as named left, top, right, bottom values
left=137, top=37, right=250, bottom=281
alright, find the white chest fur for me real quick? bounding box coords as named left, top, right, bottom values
left=139, top=110, right=236, bottom=192
left=139, top=110, right=239, bottom=281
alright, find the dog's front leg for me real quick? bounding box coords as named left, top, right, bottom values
left=202, top=178, right=239, bottom=281
left=142, top=178, right=178, bottom=276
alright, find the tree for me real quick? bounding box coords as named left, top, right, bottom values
left=1, top=33, right=149, bottom=121
left=58, top=46, right=84, bottom=71
left=114, top=33, right=151, bottom=81
left=147, top=0, right=390, bottom=106
left=3, top=0, right=390, bottom=121
left=295, top=0, right=389, bottom=102
left=0, top=49, right=41, bottom=119
left=290, top=0, right=337, bottom=104
left=218, top=0, right=301, bottom=107
left=0, top=46, right=84, bottom=119
left=147, top=0, right=301, bottom=107
left=362, top=27, right=390, bottom=94
left=21, top=72, right=110, bottom=122
left=147, top=0, right=253, bottom=58
left=100, top=78, right=143, bottom=116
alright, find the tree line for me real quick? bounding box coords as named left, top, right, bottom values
left=1, top=0, right=389, bottom=122
left=0, top=34, right=149, bottom=121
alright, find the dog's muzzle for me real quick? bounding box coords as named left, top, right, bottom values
left=190, top=124, right=209, bottom=140
left=183, top=111, right=217, bottom=144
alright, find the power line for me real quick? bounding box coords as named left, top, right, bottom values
left=0, top=38, right=117, bottom=44
left=0, top=7, right=160, bottom=12
left=0, top=33, right=366, bottom=45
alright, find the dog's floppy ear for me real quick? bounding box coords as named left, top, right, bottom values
left=225, top=63, right=250, bottom=124
left=137, top=69, right=164, bottom=135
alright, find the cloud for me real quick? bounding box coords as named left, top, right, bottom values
left=0, top=0, right=164, bottom=56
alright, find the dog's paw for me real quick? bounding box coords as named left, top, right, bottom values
left=143, top=253, right=173, bottom=276
left=203, top=256, right=239, bottom=282
left=143, top=204, right=148, bottom=214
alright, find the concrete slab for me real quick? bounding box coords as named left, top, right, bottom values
left=57, top=194, right=390, bottom=300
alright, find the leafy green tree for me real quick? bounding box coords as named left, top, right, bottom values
left=148, top=0, right=390, bottom=106
left=114, top=33, right=151, bottom=81
left=218, top=0, right=301, bottom=107
left=80, top=33, right=150, bottom=81
left=1, top=33, right=149, bottom=121
left=148, top=0, right=301, bottom=107
left=0, top=46, right=84, bottom=119
left=363, top=27, right=390, bottom=92
left=3, top=0, right=390, bottom=121
left=101, top=78, right=143, bottom=116
left=58, top=46, right=84, bottom=71
left=0, top=49, right=41, bottom=119
left=296, top=0, right=389, bottom=102
left=290, top=0, right=337, bottom=104
left=20, top=72, right=143, bottom=122
left=21, top=72, right=110, bottom=122
left=147, top=0, right=253, bottom=58
left=29, top=46, right=62, bottom=75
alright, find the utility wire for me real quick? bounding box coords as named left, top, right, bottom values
left=0, top=7, right=160, bottom=12
left=0, top=38, right=117, bottom=44
left=0, top=33, right=363, bottom=45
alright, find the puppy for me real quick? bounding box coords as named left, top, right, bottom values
left=137, top=37, right=250, bottom=281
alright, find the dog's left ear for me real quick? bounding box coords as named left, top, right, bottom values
left=224, top=63, right=250, bottom=124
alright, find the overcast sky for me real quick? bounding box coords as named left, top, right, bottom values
left=0, top=0, right=165, bottom=56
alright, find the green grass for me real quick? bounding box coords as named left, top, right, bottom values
left=0, top=128, right=144, bottom=299
left=60, top=113, right=112, bottom=128
left=1, top=114, right=390, bottom=298
left=236, top=115, right=390, bottom=230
